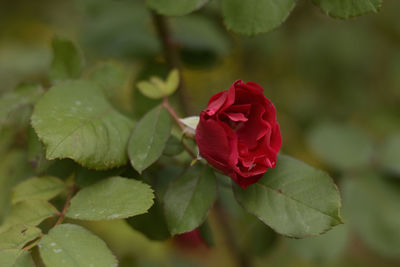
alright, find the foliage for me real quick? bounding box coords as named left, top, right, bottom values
left=0, top=0, right=397, bottom=266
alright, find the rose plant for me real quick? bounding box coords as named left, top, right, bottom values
left=0, top=37, right=343, bottom=267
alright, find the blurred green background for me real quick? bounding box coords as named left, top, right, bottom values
left=1, top=0, right=400, bottom=266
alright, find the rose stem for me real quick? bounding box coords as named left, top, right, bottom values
left=21, top=185, right=78, bottom=251
left=163, top=97, right=185, bottom=130
left=213, top=200, right=251, bottom=267
left=54, top=185, right=77, bottom=226
left=151, top=11, right=190, bottom=115
left=163, top=97, right=197, bottom=159
left=152, top=9, right=249, bottom=267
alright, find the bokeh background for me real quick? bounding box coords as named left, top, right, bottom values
left=1, top=0, right=400, bottom=266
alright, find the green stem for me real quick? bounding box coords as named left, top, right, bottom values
left=151, top=11, right=190, bottom=115
left=213, top=200, right=251, bottom=267
left=55, top=185, right=77, bottom=226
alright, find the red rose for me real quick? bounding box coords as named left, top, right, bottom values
left=195, top=80, right=282, bottom=189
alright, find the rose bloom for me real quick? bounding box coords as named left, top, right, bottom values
left=195, top=80, right=282, bottom=189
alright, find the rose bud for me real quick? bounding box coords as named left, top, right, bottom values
left=195, top=80, right=282, bottom=189
left=174, top=229, right=208, bottom=249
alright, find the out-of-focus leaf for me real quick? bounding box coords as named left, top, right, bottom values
left=127, top=200, right=170, bottom=241
left=39, top=224, right=117, bottom=267
left=85, top=61, right=131, bottom=111
left=0, top=225, right=41, bottom=250
left=164, top=69, right=179, bottom=96
left=342, top=173, right=400, bottom=258
left=164, top=164, right=217, bottom=235
left=137, top=81, right=165, bottom=99
left=86, top=61, right=128, bottom=97
left=1, top=200, right=58, bottom=230
left=45, top=159, right=77, bottom=180
left=379, top=133, right=400, bottom=176
left=313, top=0, right=382, bottom=19
left=163, top=135, right=184, bottom=157
left=132, top=61, right=168, bottom=119
left=137, top=69, right=179, bottom=99
left=128, top=105, right=171, bottom=173
left=13, top=251, right=35, bottom=267
left=66, top=177, right=154, bottom=221
left=0, top=151, right=33, bottom=224
left=234, top=155, right=343, bottom=238
left=49, top=36, right=84, bottom=83
left=75, top=166, right=124, bottom=188
left=198, top=219, right=214, bottom=247
left=0, top=249, right=19, bottom=267
left=0, top=83, right=43, bottom=126
left=173, top=15, right=231, bottom=67
left=79, top=0, right=160, bottom=59
left=0, top=250, right=34, bottom=267
left=146, top=0, right=209, bottom=16
left=221, top=0, right=295, bottom=35
left=286, top=224, right=349, bottom=262
left=11, top=176, right=65, bottom=204
left=31, top=80, right=134, bottom=170
left=307, top=122, right=374, bottom=170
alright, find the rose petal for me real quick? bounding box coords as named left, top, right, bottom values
left=225, top=112, right=248, bottom=122
left=195, top=115, right=238, bottom=171
left=206, top=91, right=226, bottom=116
left=270, top=122, right=282, bottom=153
left=236, top=104, right=269, bottom=149
left=232, top=173, right=264, bottom=189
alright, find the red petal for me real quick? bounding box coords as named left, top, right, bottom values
left=225, top=112, right=248, bottom=122
left=195, top=115, right=238, bottom=171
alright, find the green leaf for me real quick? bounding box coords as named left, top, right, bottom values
left=27, top=127, right=52, bottom=173
left=172, top=15, right=232, bottom=61
left=86, top=61, right=128, bottom=95
left=49, top=36, right=84, bottom=83
left=127, top=200, right=170, bottom=241
left=136, top=69, right=179, bottom=99
left=164, top=69, right=179, bottom=96
left=146, top=0, right=209, bottom=16
left=286, top=224, right=349, bottom=262
left=13, top=251, right=35, bottom=267
left=163, top=135, right=184, bottom=157
left=128, top=105, right=172, bottom=173
left=0, top=248, right=35, bottom=267
left=164, top=164, right=217, bottom=235
left=0, top=151, right=33, bottom=224
left=379, top=133, right=400, bottom=176
left=75, top=167, right=124, bottom=188
left=1, top=201, right=58, bottom=230
left=31, top=80, right=134, bottom=170
left=307, top=122, right=374, bottom=170
left=313, top=0, right=382, bottom=19
left=66, top=177, right=154, bottom=221
left=0, top=83, right=43, bottom=125
left=0, top=249, right=19, bottom=267
left=342, top=173, right=400, bottom=258
left=11, top=176, right=65, bottom=204
left=234, top=155, right=343, bottom=238
left=136, top=81, right=165, bottom=99
left=198, top=220, right=214, bottom=247
left=0, top=225, right=41, bottom=250
left=221, top=0, right=295, bottom=35
left=39, top=224, right=117, bottom=267
left=86, top=61, right=129, bottom=106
